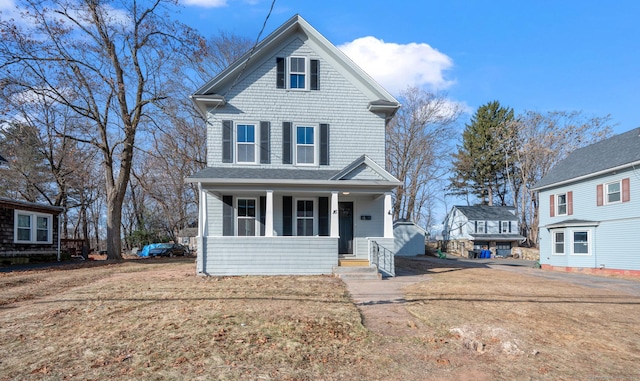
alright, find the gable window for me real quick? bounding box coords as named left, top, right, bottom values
left=276, top=57, right=320, bottom=90
left=571, top=230, right=590, bottom=255
left=553, top=231, right=565, bottom=255
left=236, top=124, right=256, bottom=163
left=296, top=125, right=315, bottom=165
left=296, top=199, right=314, bottom=236
left=14, top=210, right=53, bottom=244
left=237, top=199, right=257, bottom=236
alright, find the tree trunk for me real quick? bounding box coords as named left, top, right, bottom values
left=105, top=188, right=124, bottom=260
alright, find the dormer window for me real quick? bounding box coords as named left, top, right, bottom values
left=276, top=57, right=320, bottom=90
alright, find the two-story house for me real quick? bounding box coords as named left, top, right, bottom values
left=441, top=205, right=525, bottom=257
left=186, top=15, right=401, bottom=276
left=534, top=127, right=640, bottom=275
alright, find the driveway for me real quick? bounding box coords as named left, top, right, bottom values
left=342, top=255, right=640, bottom=337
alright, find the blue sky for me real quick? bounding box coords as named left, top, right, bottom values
left=178, top=0, right=639, bottom=134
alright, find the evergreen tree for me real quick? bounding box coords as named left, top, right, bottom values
left=450, top=101, right=516, bottom=205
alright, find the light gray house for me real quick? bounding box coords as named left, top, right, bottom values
left=441, top=205, right=525, bottom=257
left=187, top=15, right=400, bottom=276
left=534, top=127, right=640, bottom=275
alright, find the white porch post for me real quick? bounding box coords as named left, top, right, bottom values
left=330, top=191, right=339, bottom=237
left=197, top=184, right=208, bottom=274
left=265, top=190, right=273, bottom=237
left=384, top=192, right=393, bottom=238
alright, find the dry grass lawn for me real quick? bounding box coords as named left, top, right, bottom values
left=1, top=257, right=640, bottom=380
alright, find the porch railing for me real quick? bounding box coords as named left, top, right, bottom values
left=370, top=240, right=395, bottom=277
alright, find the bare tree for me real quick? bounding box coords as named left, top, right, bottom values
left=386, top=86, right=462, bottom=226
left=513, top=111, right=612, bottom=245
left=0, top=0, right=204, bottom=259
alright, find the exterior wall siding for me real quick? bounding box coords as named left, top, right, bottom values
left=539, top=166, right=640, bottom=270
left=201, top=236, right=338, bottom=275
left=206, top=37, right=387, bottom=169
left=0, top=204, right=61, bottom=262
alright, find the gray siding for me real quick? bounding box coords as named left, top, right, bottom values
left=200, top=236, right=338, bottom=275
left=539, top=167, right=640, bottom=270
left=206, top=38, right=387, bottom=169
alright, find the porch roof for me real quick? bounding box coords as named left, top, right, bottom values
left=470, top=233, right=526, bottom=241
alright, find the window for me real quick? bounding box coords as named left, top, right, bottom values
left=289, top=57, right=306, bottom=89
left=276, top=57, right=319, bottom=90
left=14, top=210, right=53, bottom=244
left=237, top=199, right=257, bottom=236
left=476, top=221, right=485, bottom=234
left=296, top=200, right=314, bottom=236
left=556, top=193, right=567, bottom=215
left=553, top=231, right=565, bottom=255
left=236, top=124, right=256, bottom=163
left=572, top=230, right=590, bottom=255
left=296, top=126, right=315, bottom=165
left=501, top=221, right=510, bottom=233
left=606, top=181, right=621, bottom=204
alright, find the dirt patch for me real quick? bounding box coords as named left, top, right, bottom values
left=1, top=257, right=640, bottom=380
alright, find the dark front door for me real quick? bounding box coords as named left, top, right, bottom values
left=339, top=202, right=354, bottom=254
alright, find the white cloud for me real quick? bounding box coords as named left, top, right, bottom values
left=181, top=0, right=228, bottom=8
left=338, top=36, right=455, bottom=95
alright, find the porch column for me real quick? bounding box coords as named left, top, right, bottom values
left=384, top=192, right=393, bottom=238
left=265, top=190, right=273, bottom=237
left=330, top=191, right=339, bottom=237
left=197, top=184, right=208, bottom=274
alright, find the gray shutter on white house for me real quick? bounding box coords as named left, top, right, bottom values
left=259, top=196, right=266, bottom=236
left=276, top=57, right=285, bottom=89
left=222, top=120, right=233, bottom=163
left=319, top=123, right=329, bottom=165
left=222, top=195, right=234, bottom=236
left=260, top=121, right=270, bottom=164
left=282, top=122, right=292, bottom=164
left=283, top=196, right=293, bottom=236
left=310, top=59, right=319, bottom=90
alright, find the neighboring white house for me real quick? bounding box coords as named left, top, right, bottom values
left=186, top=15, right=400, bottom=276
left=533, top=127, right=640, bottom=276
left=442, top=205, right=525, bottom=257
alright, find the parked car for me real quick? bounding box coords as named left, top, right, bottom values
left=146, top=243, right=188, bottom=257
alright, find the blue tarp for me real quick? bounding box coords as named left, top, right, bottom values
left=139, top=243, right=163, bottom=257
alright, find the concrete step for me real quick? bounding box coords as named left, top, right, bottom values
left=333, top=265, right=381, bottom=280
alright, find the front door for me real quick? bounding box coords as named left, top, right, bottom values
left=339, top=202, right=354, bottom=254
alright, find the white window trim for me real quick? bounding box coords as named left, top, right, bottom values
left=294, top=123, right=318, bottom=166
left=14, top=210, right=53, bottom=244
left=604, top=180, right=622, bottom=205
left=236, top=198, right=258, bottom=237
left=501, top=221, right=510, bottom=233
left=570, top=229, right=591, bottom=256
left=288, top=56, right=308, bottom=90
left=295, top=197, right=316, bottom=236
left=552, top=230, right=565, bottom=256
left=476, top=221, right=485, bottom=234
left=235, top=122, right=258, bottom=164
left=556, top=193, right=568, bottom=216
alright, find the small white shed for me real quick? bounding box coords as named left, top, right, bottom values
left=393, top=220, right=426, bottom=256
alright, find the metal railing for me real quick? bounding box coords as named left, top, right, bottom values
left=370, top=240, right=395, bottom=277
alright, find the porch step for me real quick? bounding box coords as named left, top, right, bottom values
left=333, top=265, right=382, bottom=280
left=338, top=258, right=370, bottom=267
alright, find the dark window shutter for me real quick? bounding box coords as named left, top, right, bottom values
left=318, top=197, right=329, bottom=236
left=319, top=123, right=329, bottom=165
left=596, top=184, right=603, bottom=206
left=222, top=195, right=234, bottom=236
left=259, top=196, right=266, bottom=236
left=310, top=59, right=319, bottom=90
left=622, top=178, right=631, bottom=202
left=283, top=122, right=292, bottom=164
left=222, top=120, right=233, bottom=163
left=283, top=196, right=293, bottom=236
left=509, top=221, right=512, bottom=233
left=474, top=221, right=478, bottom=233
left=260, top=121, right=270, bottom=164
left=550, top=194, right=555, bottom=217
left=567, top=191, right=573, bottom=215
left=276, top=57, right=285, bottom=89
